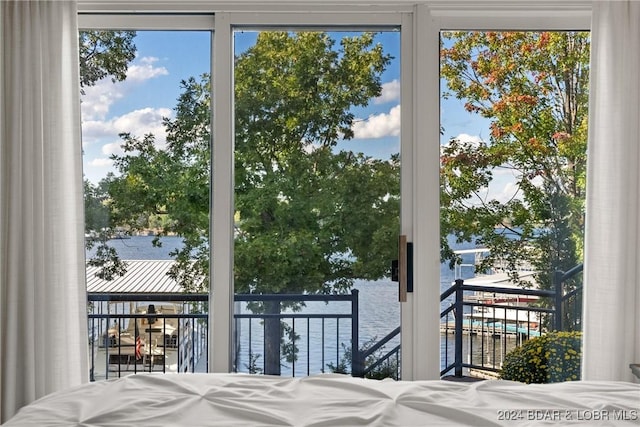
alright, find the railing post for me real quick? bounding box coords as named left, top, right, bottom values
left=454, top=279, right=464, bottom=377
left=554, top=270, right=564, bottom=331
left=351, top=289, right=362, bottom=377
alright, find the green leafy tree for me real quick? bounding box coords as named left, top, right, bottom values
left=440, top=32, right=589, bottom=290
left=79, top=31, right=137, bottom=92
left=105, top=32, right=399, bottom=374
left=84, top=178, right=110, bottom=234
left=84, top=177, right=128, bottom=280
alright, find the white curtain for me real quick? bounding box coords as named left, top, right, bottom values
left=0, top=1, right=88, bottom=422
left=583, top=0, right=640, bottom=382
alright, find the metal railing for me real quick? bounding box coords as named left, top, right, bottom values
left=88, top=293, right=208, bottom=381
left=440, top=266, right=584, bottom=378
left=554, top=264, right=584, bottom=332
left=88, top=291, right=377, bottom=380
left=359, top=326, right=401, bottom=379
left=89, top=264, right=583, bottom=382
left=233, top=291, right=361, bottom=377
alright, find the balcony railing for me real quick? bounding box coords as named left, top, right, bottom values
left=89, top=264, right=582, bottom=382
left=440, top=265, right=583, bottom=378
left=233, top=291, right=362, bottom=376
left=88, top=290, right=397, bottom=380
left=88, top=293, right=208, bottom=381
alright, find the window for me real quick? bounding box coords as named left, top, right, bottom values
left=79, top=17, right=214, bottom=379
left=438, top=30, right=588, bottom=380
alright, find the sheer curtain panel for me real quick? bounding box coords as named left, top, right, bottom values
left=583, top=0, right=640, bottom=382
left=0, top=1, right=88, bottom=422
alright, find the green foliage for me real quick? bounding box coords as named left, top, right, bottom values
left=79, top=31, right=137, bottom=91
left=105, top=32, right=398, bottom=296
left=234, top=32, right=397, bottom=296
left=84, top=179, right=110, bottom=234
left=440, top=32, right=589, bottom=288
left=327, top=338, right=399, bottom=380
left=500, top=331, right=582, bottom=383
left=84, top=178, right=128, bottom=280
left=244, top=353, right=263, bottom=374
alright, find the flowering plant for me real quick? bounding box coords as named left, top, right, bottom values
left=500, top=331, right=582, bottom=383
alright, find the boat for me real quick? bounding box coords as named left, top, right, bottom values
left=450, top=248, right=542, bottom=338
left=440, top=248, right=546, bottom=377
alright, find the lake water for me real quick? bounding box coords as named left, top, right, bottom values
left=87, top=235, right=480, bottom=375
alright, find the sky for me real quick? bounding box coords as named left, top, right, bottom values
left=80, top=29, right=514, bottom=202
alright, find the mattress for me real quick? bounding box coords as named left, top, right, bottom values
left=4, top=373, right=639, bottom=426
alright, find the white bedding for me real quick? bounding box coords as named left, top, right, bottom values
left=4, top=374, right=639, bottom=426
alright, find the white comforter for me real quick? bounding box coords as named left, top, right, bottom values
left=4, top=374, right=639, bottom=426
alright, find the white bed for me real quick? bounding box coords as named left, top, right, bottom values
left=4, top=374, right=639, bottom=426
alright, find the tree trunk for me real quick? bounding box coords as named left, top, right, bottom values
left=263, top=299, right=281, bottom=375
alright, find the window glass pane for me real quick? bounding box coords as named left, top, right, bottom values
left=81, top=30, right=211, bottom=379
left=439, top=31, right=588, bottom=382
left=233, top=29, right=401, bottom=378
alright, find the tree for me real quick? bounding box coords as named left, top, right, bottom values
left=84, top=177, right=128, bottom=280
left=234, top=32, right=396, bottom=286
left=105, top=32, right=399, bottom=374
left=440, top=32, right=589, bottom=290
left=79, top=31, right=137, bottom=92
left=84, top=178, right=110, bottom=234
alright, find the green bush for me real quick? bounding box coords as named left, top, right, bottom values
left=327, top=338, right=399, bottom=380
left=500, top=331, right=582, bottom=384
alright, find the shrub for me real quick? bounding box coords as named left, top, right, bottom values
left=500, top=331, right=582, bottom=383
left=327, top=338, right=399, bottom=380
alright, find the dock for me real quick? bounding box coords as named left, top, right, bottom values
left=440, top=319, right=540, bottom=338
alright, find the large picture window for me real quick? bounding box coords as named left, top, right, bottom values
left=74, top=5, right=598, bottom=383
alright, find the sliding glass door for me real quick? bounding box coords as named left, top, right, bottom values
left=232, top=28, right=402, bottom=377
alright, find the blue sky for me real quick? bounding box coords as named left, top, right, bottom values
left=81, top=30, right=512, bottom=202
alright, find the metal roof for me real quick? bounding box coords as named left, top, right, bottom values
left=86, top=260, right=184, bottom=293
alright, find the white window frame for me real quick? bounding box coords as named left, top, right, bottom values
left=77, top=1, right=593, bottom=380
left=77, top=12, right=218, bottom=368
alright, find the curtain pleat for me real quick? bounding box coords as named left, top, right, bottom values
left=0, top=1, right=88, bottom=422
left=583, top=0, right=640, bottom=381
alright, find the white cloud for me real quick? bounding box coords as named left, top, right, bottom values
left=102, top=141, right=124, bottom=156
left=81, top=79, right=125, bottom=121
left=113, top=107, right=171, bottom=141
left=530, top=175, right=544, bottom=188
left=465, top=166, right=524, bottom=205
left=302, top=140, right=320, bottom=154
left=455, top=133, right=483, bottom=146
left=126, top=57, right=169, bottom=83
left=80, top=56, right=168, bottom=121
left=81, top=119, right=115, bottom=145
left=88, top=158, right=113, bottom=168
left=83, top=107, right=172, bottom=149
left=490, top=181, right=522, bottom=204
left=440, top=133, right=485, bottom=151
left=374, top=79, right=400, bottom=105
left=353, top=105, right=400, bottom=139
